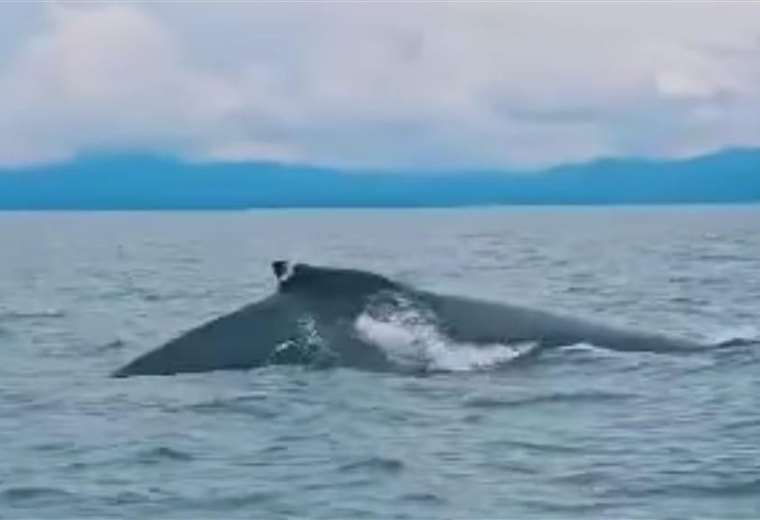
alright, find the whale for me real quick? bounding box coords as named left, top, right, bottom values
left=113, top=261, right=706, bottom=377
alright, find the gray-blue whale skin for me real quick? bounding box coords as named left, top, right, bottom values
left=113, top=262, right=702, bottom=377
left=422, top=293, right=698, bottom=352
left=112, top=263, right=397, bottom=377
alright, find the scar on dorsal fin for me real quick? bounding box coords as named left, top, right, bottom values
left=272, top=260, right=294, bottom=283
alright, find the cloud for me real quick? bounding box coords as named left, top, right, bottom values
left=1, top=3, right=760, bottom=169
left=0, top=4, right=255, bottom=166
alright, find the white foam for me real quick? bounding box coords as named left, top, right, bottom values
left=354, top=293, right=536, bottom=372
left=558, top=342, right=616, bottom=355
left=271, top=315, right=334, bottom=363
left=704, top=325, right=760, bottom=345
left=0, top=307, right=65, bottom=319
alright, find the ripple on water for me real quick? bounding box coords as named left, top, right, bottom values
left=96, top=339, right=127, bottom=352
left=490, top=438, right=587, bottom=455
left=656, top=477, right=760, bottom=499
left=106, top=490, right=151, bottom=506
left=0, top=309, right=66, bottom=321
left=2, top=209, right=760, bottom=520
left=462, top=390, right=635, bottom=409
left=0, top=487, right=74, bottom=506
left=135, top=446, right=195, bottom=465
left=399, top=492, right=447, bottom=505
left=516, top=497, right=627, bottom=516
left=30, top=440, right=79, bottom=453
left=180, top=394, right=272, bottom=417
left=722, top=417, right=760, bottom=432
left=550, top=469, right=612, bottom=487
left=198, top=491, right=280, bottom=509
left=338, top=457, right=405, bottom=475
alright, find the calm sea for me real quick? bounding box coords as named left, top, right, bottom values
left=1, top=207, right=759, bottom=519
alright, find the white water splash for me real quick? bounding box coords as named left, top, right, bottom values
left=558, top=342, right=617, bottom=355
left=354, top=292, right=537, bottom=372
left=704, top=325, right=760, bottom=346
left=271, top=315, right=337, bottom=366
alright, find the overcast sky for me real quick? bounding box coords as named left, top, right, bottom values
left=2, top=2, right=760, bottom=170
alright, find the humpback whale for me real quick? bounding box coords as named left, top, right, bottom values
left=113, top=261, right=705, bottom=377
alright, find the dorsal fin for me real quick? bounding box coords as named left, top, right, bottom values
left=272, top=261, right=400, bottom=296
left=272, top=260, right=294, bottom=283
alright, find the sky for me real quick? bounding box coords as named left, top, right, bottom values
left=2, top=2, right=760, bottom=171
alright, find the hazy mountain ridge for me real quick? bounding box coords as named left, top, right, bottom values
left=1, top=149, right=759, bottom=209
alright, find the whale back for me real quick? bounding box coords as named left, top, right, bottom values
left=277, top=262, right=398, bottom=296
left=112, top=293, right=306, bottom=377
left=114, top=261, right=705, bottom=377
left=274, top=262, right=401, bottom=320
left=423, top=291, right=699, bottom=352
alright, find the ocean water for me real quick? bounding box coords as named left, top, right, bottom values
left=1, top=207, right=759, bottom=519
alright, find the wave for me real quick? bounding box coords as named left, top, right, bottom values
left=704, top=325, right=760, bottom=347
left=354, top=291, right=538, bottom=372
left=399, top=492, right=447, bottom=504
left=338, top=457, right=405, bottom=475
left=0, top=486, right=74, bottom=504
left=640, top=477, right=760, bottom=499
left=463, top=390, right=634, bottom=409
left=96, top=339, right=127, bottom=352
left=486, top=438, right=586, bottom=455
left=135, top=446, right=195, bottom=464
left=0, top=308, right=66, bottom=321
left=557, top=342, right=618, bottom=355
left=178, top=394, right=276, bottom=419
left=556, top=341, right=720, bottom=374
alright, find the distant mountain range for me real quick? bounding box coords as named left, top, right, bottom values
left=1, top=148, right=759, bottom=209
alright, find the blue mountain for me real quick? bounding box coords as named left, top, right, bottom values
left=0, top=148, right=759, bottom=209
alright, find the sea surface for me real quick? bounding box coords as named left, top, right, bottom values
left=1, top=207, right=759, bottom=519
